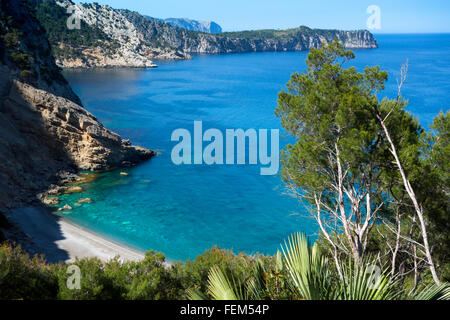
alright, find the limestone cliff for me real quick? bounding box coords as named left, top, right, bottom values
left=162, top=18, right=223, bottom=34
left=36, top=0, right=378, bottom=69
left=0, top=0, right=155, bottom=209
left=36, top=0, right=187, bottom=68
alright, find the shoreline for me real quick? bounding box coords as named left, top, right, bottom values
left=6, top=206, right=146, bottom=264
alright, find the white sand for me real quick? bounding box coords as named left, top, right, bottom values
left=7, top=207, right=145, bottom=263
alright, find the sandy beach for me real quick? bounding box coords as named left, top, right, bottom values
left=6, top=207, right=145, bottom=263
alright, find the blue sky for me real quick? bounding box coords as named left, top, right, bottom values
left=74, top=0, right=450, bottom=33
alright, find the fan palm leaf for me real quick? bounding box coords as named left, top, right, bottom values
left=281, top=232, right=335, bottom=300
left=409, top=283, right=450, bottom=300
left=338, top=258, right=399, bottom=300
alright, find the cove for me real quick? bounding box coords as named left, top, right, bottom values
left=59, top=34, right=450, bottom=261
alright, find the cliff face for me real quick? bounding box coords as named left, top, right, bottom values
left=169, top=29, right=377, bottom=54
left=35, top=0, right=167, bottom=68
left=121, top=10, right=377, bottom=53
left=37, top=0, right=378, bottom=69
left=0, top=0, right=155, bottom=209
left=162, top=18, right=223, bottom=34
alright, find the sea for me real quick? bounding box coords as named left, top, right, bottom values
left=59, top=34, right=450, bottom=261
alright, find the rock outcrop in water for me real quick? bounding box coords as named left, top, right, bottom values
left=36, top=0, right=378, bottom=69
left=0, top=0, right=155, bottom=209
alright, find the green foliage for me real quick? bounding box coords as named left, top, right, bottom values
left=35, top=0, right=111, bottom=48
left=203, top=265, right=247, bottom=300
left=0, top=243, right=269, bottom=300
left=54, top=257, right=122, bottom=300
left=423, top=111, right=450, bottom=281
left=282, top=233, right=398, bottom=300
left=0, top=25, right=33, bottom=72
left=282, top=233, right=334, bottom=300
left=180, top=246, right=264, bottom=296
left=0, top=0, right=66, bottom=85
left=407, top=283, right=450, bottom=300
left=275, top=41, right=391, bottom=195
left=113, top=251, right=184, bottom=300
left=219, top=26, right=341, bottom=40
left=2, top=28, right=20, bottom=48
left=10, top=51, right=32, bottom=69
left=34, top=0, right=122, bottom=62
left=54, top=251, right=184, bottom=300
left=187, top=251, right=284, bottom=301
left=20, top=69, right=35, bottom=82
left=338, top=259, right=399, bottom=300
left=193, top=233, right=449, bottom=301
left=188, top=258, right=270, bottom=301
left=275, top=41, right=448, bottom=287
left=1, top=236, right=448, bottom=301
left=0, top=244, right=58, bottom=300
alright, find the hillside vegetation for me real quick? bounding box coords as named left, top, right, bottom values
left=219, top=26, right=343, bottom=39
left=33, top=0, right=378, bottom=68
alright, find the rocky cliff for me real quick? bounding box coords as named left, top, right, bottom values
left=162, top=18, right=223, bottom=34
left=0, top=0, right=155, bottom=209
left=35, top=0, right=169, bottom=68
left=36, top=0, right=378, bottom=69
left=121, top=10, right=377, bottom=53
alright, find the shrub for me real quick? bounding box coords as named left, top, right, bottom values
left=180, top=247, right=267, bottom=295
left=3, top=29, right=20, bottom=48
left=10, top=51, right=31, bottom=69
left=54, top=257, right=123, bottom=300
left=0, top=243, right=58, bottom=300
left=20, top=69, right=35, bottom=82
left=113, top=251, right=184, bottom=300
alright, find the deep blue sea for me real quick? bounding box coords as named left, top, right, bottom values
left=60, top=34, right=450, bottom=261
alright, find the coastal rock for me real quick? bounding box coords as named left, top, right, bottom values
left=66, top=186, right=83, bottom=194
left=78, top=198, right=92, bottom=204
left=123, top=11, right=378, bottom=55
left=9, top=80, right=156, bottom=171
left=37, top=1, right=377, bottom=69
left=0, top=0, right=156, bottom=210
left=55, top=44, right=158, bottom=69
left=0, top=77, right=156, bottom=209
left=75, top=173, right=101, bottom=184
left=42, top=198, right=60, bottom=206
left=46, top=185, right=68, bottom=196
left=40, top=0, right=171, bottom=68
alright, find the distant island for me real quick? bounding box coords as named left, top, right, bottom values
left=35, top=0, right=378, bottom=68
left=157, top=17, right=223, bottom=34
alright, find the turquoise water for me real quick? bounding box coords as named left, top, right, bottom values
left=60, top=34, right=450, bottom=261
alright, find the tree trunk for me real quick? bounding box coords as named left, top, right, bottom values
left=379, top=118, right=440, bottom=285
left=335, top=143, right=361, bottom=264
left=391, top=211, right=401, bottom=279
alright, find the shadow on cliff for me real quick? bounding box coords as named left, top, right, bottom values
left=1, top=70, right=155, bottom=262
left=0, top=74, right=80, bottom=208
left=6, top=206, right=71, bottom=263
left=1, top=76, right=78, bottom=263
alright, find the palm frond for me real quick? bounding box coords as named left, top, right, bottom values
left=281, top=232, right=335, bottom=300
left=338, top=258, right=399, bottom=300
left=409, top=283, right=450, bottom=301
left=188, top=232, right=446, bottom=301
left=207, top=266, right=246, bottom=300
left=187, top=288, right=209, bottom=300
left=246, top=258, right=267, bottom=300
